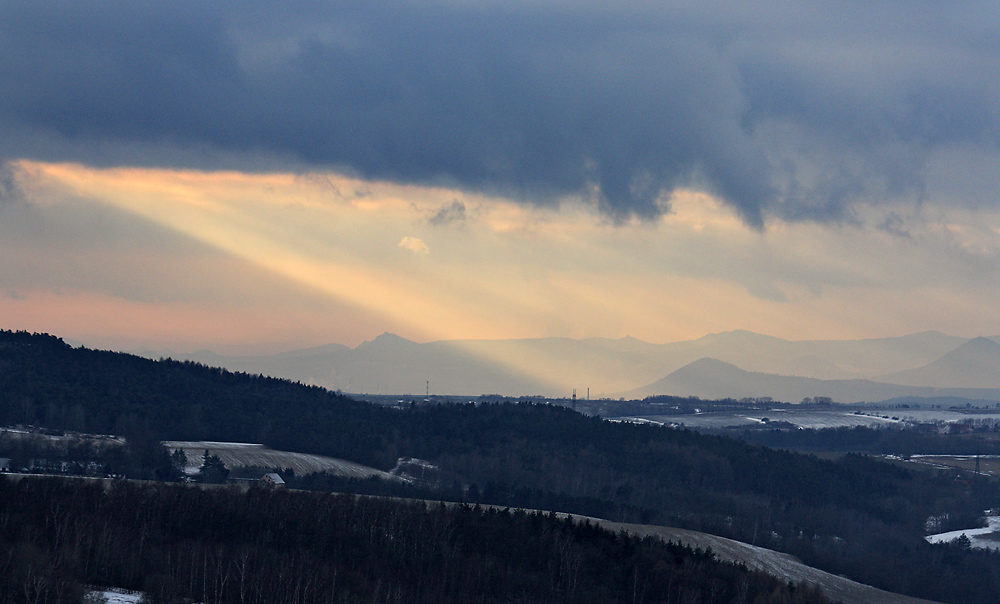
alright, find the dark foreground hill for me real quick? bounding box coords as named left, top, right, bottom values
left=0, top=476, right=832, bottom=604
left=1, top=330, right=999, bottom=604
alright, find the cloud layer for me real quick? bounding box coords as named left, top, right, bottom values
left=3, top=1, right=998, bottom=224
left=7, top=161, right=1000, bottom=356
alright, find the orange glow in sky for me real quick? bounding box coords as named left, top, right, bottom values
left=6, top=160, right=1000, bottom=363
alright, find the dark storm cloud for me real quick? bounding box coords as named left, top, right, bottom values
left=0, top=164, right=20, bottom=207
left=1, top=1, right=998, bottom=224
left=428, top=201, right=466, bottom=226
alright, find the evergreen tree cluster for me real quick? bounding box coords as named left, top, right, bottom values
left=0, top=476, right=830, bottom=604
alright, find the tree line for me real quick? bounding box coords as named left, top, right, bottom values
left=734, top=424, right=1000, bottom=456
left=0, top=476, right=831, bottom=604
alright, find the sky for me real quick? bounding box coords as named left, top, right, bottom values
left=2, top=1, right=1000, bottom=355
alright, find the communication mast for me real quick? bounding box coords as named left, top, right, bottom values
left=572, top=389, right=577, bottom=411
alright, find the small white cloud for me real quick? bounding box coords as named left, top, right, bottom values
left=398, top=236, right=429, bottom=255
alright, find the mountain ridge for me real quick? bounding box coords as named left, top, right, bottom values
left=130, top=330, right=987, bottom=397
left=877, top=337, right=1000, bottom=388
left=627, top=351, right=1000, bottom=403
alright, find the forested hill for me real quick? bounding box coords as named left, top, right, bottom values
left=0, top=330, right=386, bottom=461
left=0, top=477, right=833, bottom=604
left=2, top=330, right=1000, bottom=604
left=0, top=332, right=962, bottom=520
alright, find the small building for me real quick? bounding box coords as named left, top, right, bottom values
left=0, top=458, right=9, bottom=472
left=262, top=473, right=285, bottom=487
left=950, top=423, right=974, bottom=435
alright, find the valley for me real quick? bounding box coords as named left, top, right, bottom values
left=143, top=330, right=999, bottom=400
left=4, top=330, right=1000, bottom=604
left=611, top=402, right=1000, bottom=431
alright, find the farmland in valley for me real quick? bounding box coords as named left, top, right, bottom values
left=163, top=441, right=396, bottom=480
left=613, top=405, right=1000, bottom=431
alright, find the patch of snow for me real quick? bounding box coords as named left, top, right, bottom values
left=911, top=454, right=1000, bottom=460
left=613, top=417, right=666, bottom=426
left=86, top=588, right=143, bottom=604
left=163, top=441, right=400, bottom=481
left=926, top=515, right=1000, bottom=551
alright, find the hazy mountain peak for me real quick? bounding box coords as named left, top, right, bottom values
left=950, top=336, right=1000, bottom=356
left=877, top=336, right=1000, bottom=388
left=695, top=330, right=788, bottom=345
left=274, top=342, right=351, bottom=357
left=933, top=337, right=1000, bottom=371
left=672, top=357, right=744, bottom=375
left=358, top=332, right=416, bottom=349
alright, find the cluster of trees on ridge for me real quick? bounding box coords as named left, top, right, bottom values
left=0, top=476, right=830, bottom=604
left=3, top=330, right=1000, bottom=603
left=735, top=424, right=1000, bottom=456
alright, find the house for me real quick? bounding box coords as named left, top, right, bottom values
left=262, top=473, right=285, bottom=487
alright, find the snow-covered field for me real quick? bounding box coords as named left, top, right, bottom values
left=85, top=588, right=143, bottom=604
left=926, top=516, right=1000, bottom=552
left=163, top=441, right=396, bottom=480
left=617, top=405, right=1000, bottom=431
left=889, top=409, right=1000, bottom=424
left=588, top=519, right=941, bottom=604
left=889, top=454, right=1000, bottom=477
left=618, top=409, right=900, bottom=430
left=1, top=427, right=125, bottom=445
left=463, top=500, right=942, bottom=604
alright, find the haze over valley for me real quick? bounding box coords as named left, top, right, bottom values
left=146, top=330, right=1000, bottom=402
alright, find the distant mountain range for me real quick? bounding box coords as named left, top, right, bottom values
left=877, top=337, right=1000, bottom=388
left=135, top=330, right=1000, bottom=401
left=624, top=355, right=1000, bottom=403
